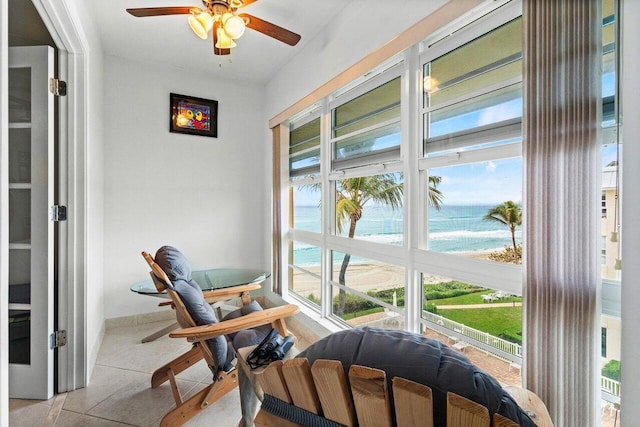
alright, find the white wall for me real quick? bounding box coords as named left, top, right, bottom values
left=84, top=24, right=105, bottom=378
left=102, top=55, right=268, bottom=319
left=264, top=0, right=447, bottom=120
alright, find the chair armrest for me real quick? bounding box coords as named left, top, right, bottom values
left=202, top=283, right=262, bottom=304
left=169, top=304, right=299, bottom=342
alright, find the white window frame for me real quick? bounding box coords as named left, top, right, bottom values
left=329, top=64, right=404, bottom=173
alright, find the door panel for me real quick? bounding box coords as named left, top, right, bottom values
left=8, top=46, right=54, bottom=400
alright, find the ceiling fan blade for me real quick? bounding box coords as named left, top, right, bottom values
left=126, top=7, right=195, bottom=17
left=213, top=22, right=231, bottom=56
left=238, top=0, right=259, bottom=7
left=240, top=13, right=301, bottom=46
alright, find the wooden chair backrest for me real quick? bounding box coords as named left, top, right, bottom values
left=256, top=359, right=439, bottom=427
left=493, top=412, right=521, bottom=427
left=446, top=392, right=490, bottom=427
left=392, top=376, right=434, bottom=427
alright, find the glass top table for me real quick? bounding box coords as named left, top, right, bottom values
left=131, top=268, right=270, bottom=295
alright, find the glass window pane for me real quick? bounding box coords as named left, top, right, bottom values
left=290, top=117, right=321, bottom=177
left=333, top=77, right=400, bottom=138
left=9, top=189, right=30, bottom=244
left=428, top=83, right=522, bottom=139
left=9, top=310, right=30, bottom=365
left=331, top=252, right=405, bottom=301
left=9, top=68, right=31, bottom=123
left=9, top=249, right=30, bottom=304
left=421, top=273, right=522, bottom=385
left=335, top=173, right=403, bottom=245
left=334, top=122, right=400, bottom=162
left=331, top=286, right=405, bottom=329
left=331, top=251, right=404, bottom=327
left=9, top=129, right=31, bottom=183
left=424, top=18, right=522, bottom=109
left=289, top=241, right=321, bottom=307
left=428, top=158, right=522, bottom=262
left=292, top=184, right=321, bottom=233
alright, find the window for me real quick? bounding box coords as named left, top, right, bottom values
left=334, top=172, right=404, bottom=245
left=276, top=0, right=620, bottom=414
left=280, top=2, right=524, bottom=383
left=289, top=115, right=320, bottom=179
left=427, top=158, right=522, bottom=262
left=291, top=185, right=321, bottom=233
left=421, top=272, right=522, bottom=383
left=423, top=17, right=522, bottom=156
left=331, top=251, right=404, bottom=328
left=288, top=241, right=322, bottom=307
left=331, top=70, right=402, bottom=171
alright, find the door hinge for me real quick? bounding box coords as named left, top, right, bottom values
left=49, top=78, right=67, bottom=96
left=50, top=330, right=67, bottom=349
left=50, top=205, right=67, bottom=221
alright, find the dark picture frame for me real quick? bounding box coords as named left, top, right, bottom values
left=170, top=93, right=218, bottom=138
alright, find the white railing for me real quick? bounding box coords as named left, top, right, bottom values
left=601, top=376, right=621, bottom=398
left=423, top=311, right=523, bottom=357
left=424, top=311, right=622, bottom=399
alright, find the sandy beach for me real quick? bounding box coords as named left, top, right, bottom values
left=289, top=251, right=493, bottom=298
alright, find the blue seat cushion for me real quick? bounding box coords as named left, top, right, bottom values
left=155, top=246, right=235, bottom=373
left=223, top=300, right=273, bottom=349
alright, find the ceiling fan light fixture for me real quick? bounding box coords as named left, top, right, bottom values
left=228, top=0, right=244, bottom=8
left=222, top=13, right=245, bottom=39
left=188, top=11, right=214, bottom=39
left=215, top=26, right=237, bottom=49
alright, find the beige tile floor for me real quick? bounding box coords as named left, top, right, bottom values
left=10, top=319, right=243, bottom=427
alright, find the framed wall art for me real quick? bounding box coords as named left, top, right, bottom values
left=170, top=93, right=218, bottom=138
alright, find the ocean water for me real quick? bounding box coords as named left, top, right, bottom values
left=293, top=205, right=521, bottom=265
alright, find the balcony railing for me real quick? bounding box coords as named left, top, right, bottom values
left=423, top=311, right=522, bottom=358
left=601, top=376, right=621, bottom=399
left=423, top=311, right=621, bottom=399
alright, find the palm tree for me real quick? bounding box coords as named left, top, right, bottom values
left=428, top=175, right=443, bottom=209
left=302, top=173, right=443, bottom=316
left=335, top=174, right=443, bottom=316
left=483, top=201, right=522, bottom=263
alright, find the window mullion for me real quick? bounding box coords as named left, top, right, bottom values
left=320, top=98, right=333, bottom=319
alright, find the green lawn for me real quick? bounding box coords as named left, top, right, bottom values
left=439, top=306, right=522, bottom=343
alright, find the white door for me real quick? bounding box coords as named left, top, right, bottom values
left=8, top=46, right=55, bottom=399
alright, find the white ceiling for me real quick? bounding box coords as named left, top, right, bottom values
left=88, top=0, right=348, bottom=85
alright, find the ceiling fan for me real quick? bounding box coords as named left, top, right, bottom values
left=127, top=0, right=301, bottom=56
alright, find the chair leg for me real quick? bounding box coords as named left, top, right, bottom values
left=159, top=369, right=239, bottom=427
left=151, top=346, right=203, bottom=388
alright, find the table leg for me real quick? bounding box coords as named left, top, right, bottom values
left=141, top=322, right=179, bottom=343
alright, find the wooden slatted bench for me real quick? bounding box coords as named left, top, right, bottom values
left=248, top=357, right=552, bottom=427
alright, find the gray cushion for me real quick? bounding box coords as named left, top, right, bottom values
left=155, top=246, right=235, bottom=372
left=223, top=300, right=272, bottom=349
left=297, top=327, right=535, bottom=427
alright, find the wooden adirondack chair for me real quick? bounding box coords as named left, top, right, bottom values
left=250, top=357, right=553, bottom=427
left=141, top=251, right=299, bottom=426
